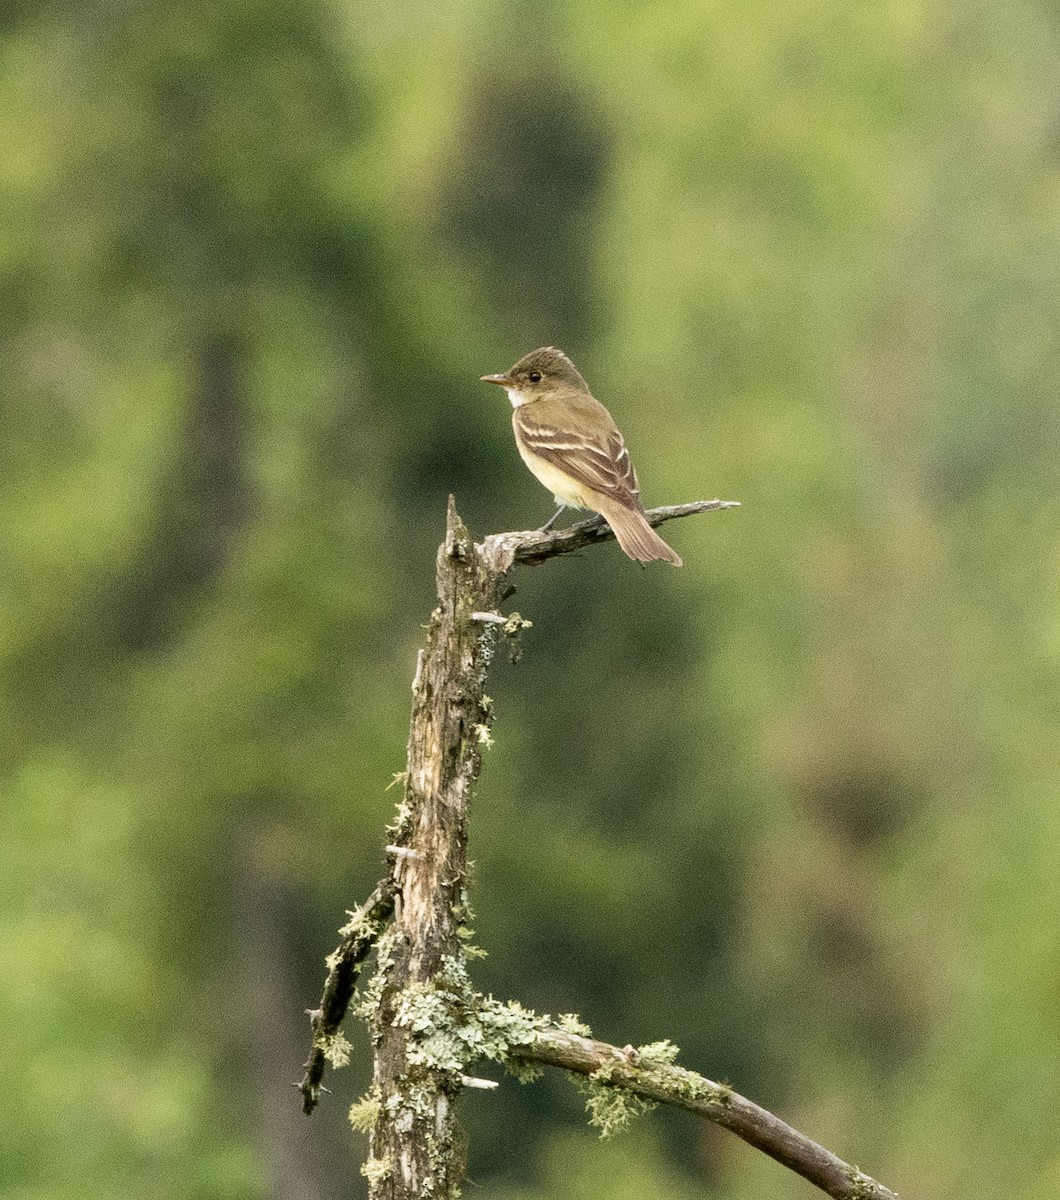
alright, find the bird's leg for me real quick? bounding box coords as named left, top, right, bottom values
left=538, top=504, right=566, bottom=533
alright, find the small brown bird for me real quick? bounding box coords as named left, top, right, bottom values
left=481, top=346, right=682, bottom=566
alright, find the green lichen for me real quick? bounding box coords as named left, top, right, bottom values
left=319, top=1030, right=353, bottom=1068
left=337, top=904, right=384, bottom=942
left=636, top=1039, right=680, bottom=1065
left=475, top=629, right=496, bottom=674
left=391, top=960, right=488, bottom=1073
left=577, top=1067, right=657, bottom=1139
left=504, top=1059, right=544, bottom=1084
left=381, top=962, right=553, bottom=1082
left=352, top=927, right=397, bottom=1032
left=475, top=997, right=551, bottom=1060
left=621, top=1042, right=732, bottom=1112
left=455, top=926, right=488, bottom=959
left=393, top=984, right=465, bottom=1071
left=499, top=611, right=532, bottom=662
left=451, top=892, right=488, bottom=960
left=847, top=1170, right=880, bottom=1198
left=383, top=770, right=413, bottom=837
left=666, top=1069, right=716, bottom=1104
left=361, top=1155, right=392, bottom=1186
left=391, top=1079, right=443, bottom=1122
left=349, top=1087, right=382, bottom=1133
left=387, top=797, right=413, bottom=837
left=477, top=999, right=552, bottom=1082
left=556, top=1013, right=592, bottom=1037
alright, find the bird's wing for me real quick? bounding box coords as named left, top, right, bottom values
left=514, top=402, right=641, bottom=508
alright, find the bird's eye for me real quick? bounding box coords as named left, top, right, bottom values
left=528, top=370, right=542, bottom=383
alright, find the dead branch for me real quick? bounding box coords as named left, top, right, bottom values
left=299, top=879, right=395, bottom=1114
left=481, top=499, right=739, bottom=568
left=511, top=1024, right=901, bottom=1200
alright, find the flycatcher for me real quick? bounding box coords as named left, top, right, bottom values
left=481, top=346, right=682, bottom=566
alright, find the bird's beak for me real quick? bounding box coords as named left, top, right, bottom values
left=480, top=373, right=511, bottom=386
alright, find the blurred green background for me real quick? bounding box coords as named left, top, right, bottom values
left=4, top=2, right=1060, bottom=1197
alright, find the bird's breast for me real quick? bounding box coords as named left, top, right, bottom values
left=515, top=441, right=594, bottom=511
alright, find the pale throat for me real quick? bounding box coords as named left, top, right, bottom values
left=504, top=386, right=532, bottom=408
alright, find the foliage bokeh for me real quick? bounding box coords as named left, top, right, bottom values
left=4, top=2, right=1060, bottom=1198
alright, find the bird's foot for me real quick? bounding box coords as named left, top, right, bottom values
left=538, top=504, right=567, bottom=533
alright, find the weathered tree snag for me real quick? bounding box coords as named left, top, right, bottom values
left=300, top=496, right=902, bottom=1200
left=362, top=497, right=515, bottom=1197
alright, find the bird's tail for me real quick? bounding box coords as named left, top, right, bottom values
left=596, top=499, right=683, bottom=567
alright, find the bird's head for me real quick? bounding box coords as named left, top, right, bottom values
left=481, top=346, right=590, bottom=407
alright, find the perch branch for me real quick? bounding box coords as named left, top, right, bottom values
left=480, top=499, right=739, bottom=568
left=511, top=1026, right=900, bottom=1200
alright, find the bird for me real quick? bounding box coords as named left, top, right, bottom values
left=481, top=346, right=682, bottom=566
